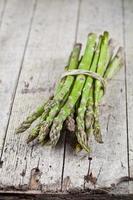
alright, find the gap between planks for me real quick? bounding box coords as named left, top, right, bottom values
left=61, top=0, right=128, bottom=191
left=60, top=0, right=81, bottom=190
left=121, top=0, right=130, bottom=178
left=0, top=0, right=7, bottom=28
left=0, top=0, right=130, bottom=192
left=2, top=1, right=78, bottom=191
left=0, top=0, right=37, bottom=160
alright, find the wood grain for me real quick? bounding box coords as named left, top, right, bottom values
left=0, top=0, right=6, bottom=27
left=123, top=0, right=133, bottom=177
left=0, top=0, right=132, bottom=194
left=62, top=0, right=128, bottom=190
left=0, top=0, right=36, bottom=156
left=0, top=0, right=79, bottom=191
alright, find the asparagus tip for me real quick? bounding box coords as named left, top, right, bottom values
left=27, top=132, right=38, bottom=144
left=15, top=126, right=26, bottom=134
left=75, top=143, right=82, bottom=153
left=94, top=129, right=103, bottom=144
left=15, top=128, right=20, bottom=134
left=27, top=137, right=32, bottom=144
left=99, top=35, right=103, bottom=40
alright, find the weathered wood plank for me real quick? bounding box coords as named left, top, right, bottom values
left=0, top=0, right=79, bottom=191
left=0, top=192, right=133, bottom=200
left=0, top=0, right=6, bottom=27
left=0, top=0, right=36, bottom=156
left=62, top=0, right=128, bottom=190
left=123, top=0, right=133, bottom=177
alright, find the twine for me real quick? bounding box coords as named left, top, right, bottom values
left=61, top=69, right=106, bottom=93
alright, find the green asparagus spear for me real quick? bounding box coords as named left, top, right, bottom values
left=38, top=44, right=81, bottom=143
left=15, top=96, right=53, bottom=134
left=27, top=91, right=70, bottom=143
left=16, top=31, right=124, bottom=154
left=92, top=31, right=109, bottom=143
left=27, top=104, right=55, bottom=143
left=75, top=35, right=103, bottom=152
left=27, top=44, right=81, bottom=143
left=85, top=37, right=114, bottom=138
left=41, top=44, right=82, bottom=120
left=93, top=47, right=124, bottom=142
left=85, top=87, right=95, bottom=135
left=49, top=33, right=97, bottom=147
left=85, top=39, right=114, bottom=136
left=16, top=46, right=79, bottom=135
left=54, top=57, right=70, bottom=94
left=104, top=47, right=124, bottom=81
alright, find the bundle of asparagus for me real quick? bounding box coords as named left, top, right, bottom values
left=16, top=31, right=123, bottom=153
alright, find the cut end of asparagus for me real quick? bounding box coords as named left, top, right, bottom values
left=98, top=35, right=103, bottom=41
left=103, top=31, right=109, bottom=38
left=74, top=43, right=82, bottom=49
left=87, top=32, right=97, bottom=39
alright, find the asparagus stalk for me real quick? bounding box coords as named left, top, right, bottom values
left=54, top=56, right=70, bottom=94
left=27, top=91, right=70, bottom=143
left=91, top=31, right=109, bottom=143
left=85, top=38, right=115, bottom=141
left=85, top=87, right=95, bottom=136
left=15, top=96, right=53, bottom=134
left=27, top=44, right=81, bottom=143
left=73, top=96, right=82, bottom=152
left=17, top=65, right=74, bottom=135
left=27, top=104, right=55, bottom=143
left=15, top=54, right=73, bottom=135
left=104, top=47, right=124, bottom=81
left=49, top=33, right=97, bottom=147
left=75, top=35, right=103, bottom=152
left=93, top=47, right=123, bottom=142
left=75, top=87, right=94, bottom=153
left=38, top=44, right=81, bottom=143
left=15, top=31, right=124, bottom=154
left=41, top=44, right=82, bottom=120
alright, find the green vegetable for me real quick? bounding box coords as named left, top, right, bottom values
left=49, top=33, right=97, bottom=147
left=16, top=32, right=124, bottom=153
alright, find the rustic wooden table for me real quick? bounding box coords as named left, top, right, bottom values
left=0, top=0, right=133, bottom=199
